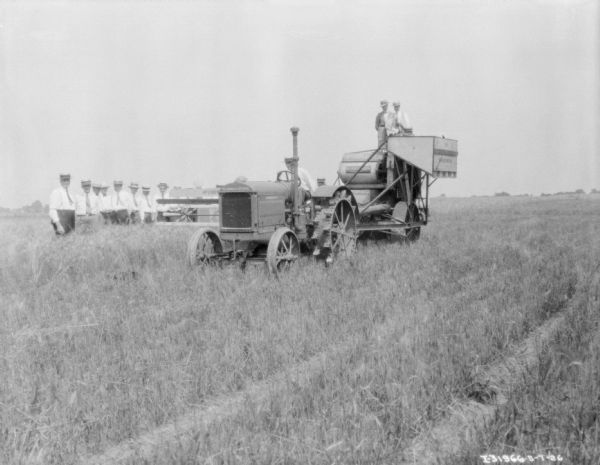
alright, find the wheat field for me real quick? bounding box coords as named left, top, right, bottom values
left=1, top=194, right=599, bottom=464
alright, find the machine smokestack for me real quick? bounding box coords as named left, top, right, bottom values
left=290, top=127, right=299, bottom=160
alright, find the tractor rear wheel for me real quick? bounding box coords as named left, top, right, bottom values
left=328, top=198, right=357, bottom=262
left=187, top=228, right=223, bottom=266
left=266, top=227, right=300, bottom=276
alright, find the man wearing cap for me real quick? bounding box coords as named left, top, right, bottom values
left=284, top=158, right=317, bottom=193
left=128, top=182, right=142, bottom=224
left=92, top=182, right=101, bottom=198
left=140, top=185, right=156, bottom=223
left=49, top=174, right=76, bottom=235
left=75, top=179, right=99, bottom=227
left=387, top=101, right=413, bottom=136
left=98, top=183, right=111, bottom=224
left=155, top=182, right=170, bottom=221
left=375, top=100, right=391, bottom=147
left=110, top=180, right=133, bottom=224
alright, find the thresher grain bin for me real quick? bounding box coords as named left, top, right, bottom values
left=187, top=127, right=457, bottom=275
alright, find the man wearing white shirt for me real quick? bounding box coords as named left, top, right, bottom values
left=284, top=158, right=317, bottom=193
left=75, top=179, right=99, bottom=224
left=98, top=182, right=111, bottom=224
left=128, top=182, right=143, bottom=224
left=140, top=185, right=156, bottom=223
left=387, top=101, right=413, bottom=136
left=110, top=180, right=133, bottom=224
left=49, top=173, right=76, bottom=235
left=92, top=182, right=101, bottom=198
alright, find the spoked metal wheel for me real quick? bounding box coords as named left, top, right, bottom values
left=405, top=204, right=421, bottom=242
left=177, top=207, right=197, bottom=222
left=266, top=227, right=300, bottom=275
left=187, top=228, right=224, bottom=266
left=328, top=198, right=357, bottom=262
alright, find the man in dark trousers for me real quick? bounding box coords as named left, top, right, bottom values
left=375, top=100, right=390, bottom=147
left=49, top=173, right=76, bottom=235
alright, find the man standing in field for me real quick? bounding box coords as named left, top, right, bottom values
left=75, top=179, right=99, bottom=228
left=98, top=182, right=111, bottom=224
left=128, top=182, right=142, bottom=224
left=110, top=180, right=133, bottom=224
left=92, top=182, right=101, bottom=198
left=49, top=173, right=76, bottom=235
left=140, top=185, right=156, bottom=223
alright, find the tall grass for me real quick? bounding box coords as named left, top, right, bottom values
left=0, top=195, right=599, bottom=464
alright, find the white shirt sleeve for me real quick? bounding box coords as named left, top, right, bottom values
left=48, top=188, right=61, bottom=223
left=298, top=167, right=317, bottom=192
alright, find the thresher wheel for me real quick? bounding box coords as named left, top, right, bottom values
left=187, top=228, right=223, bottom=266
left=266, top=227, right=300, bottom=275
left=405, top=204, right=421, bottom=242
left=328, top=198, right=357, bottom=261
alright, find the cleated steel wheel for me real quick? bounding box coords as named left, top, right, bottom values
left=405, top=203, right=421, bottom=242
left=266, top=227, right=300, bottom=275
left=328, top=198, right=357, bottom=261
left=187, top=228, right=223, bottom=266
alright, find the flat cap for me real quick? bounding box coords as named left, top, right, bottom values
left=92, top=182, right=101, bottom=188
left=157, top=182, right=168, bottom=188
left=380, top=100, right=388, bottom=105
left=59, top=173, right=71, bottom=181
left=81, top=179, right=92, bottom=186
left=129, top=182, right=139, bottom=189
left=393, top=101, right=401, bottom=106
left=113, top=180, right=123, bottom=185
left=141, top=185, right=151, bottom=190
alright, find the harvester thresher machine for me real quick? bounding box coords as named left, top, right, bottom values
left=187, top=127, right=457, bottom=275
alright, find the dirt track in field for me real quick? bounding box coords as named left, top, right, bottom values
left=400, top=313, right=568, bottom=464
left=81, top=313, right=403, bottom=465
left=82, top=310, right=569, bottom=465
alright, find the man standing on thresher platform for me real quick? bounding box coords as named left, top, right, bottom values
left=155, top=182, right=170, bottom=221
left=75, top=179, right=99, bottom=227
left=140, top=185, right=156, bottom=223
left=49, top=173, right=76, bottom=236
left=387, top=101, right=413, bottom=136
left=110, top=180, right=132, bottom=224
left=128, top=182, right=142, bottom=224
left=375, top=100, right=392, bottom=147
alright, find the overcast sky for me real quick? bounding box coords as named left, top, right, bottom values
left=1, top=0, right=598, bottom=207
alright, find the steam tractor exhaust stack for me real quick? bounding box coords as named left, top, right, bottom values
left=290, top=127, right=300, bottom=215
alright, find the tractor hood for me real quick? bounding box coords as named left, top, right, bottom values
left=219, top=180, right=292, bottom=198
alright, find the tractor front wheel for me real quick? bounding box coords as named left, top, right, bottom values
left=266, top=228, right=300, bottom=276
left=187, top=228, right=223, bottom=266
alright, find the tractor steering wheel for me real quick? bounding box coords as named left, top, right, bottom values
left=276, top=171, right=301, bottom=186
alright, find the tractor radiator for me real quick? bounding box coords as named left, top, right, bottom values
left=221, top=193, right=252, bottom=228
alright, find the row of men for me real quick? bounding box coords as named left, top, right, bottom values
left=375, top=100, right=413, bottom=146
left=49, top=174, right=172, bottom=235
